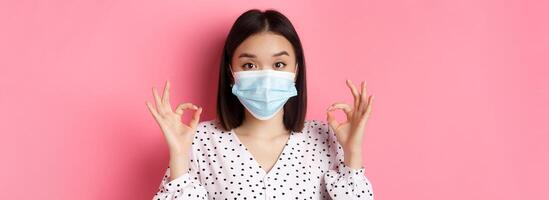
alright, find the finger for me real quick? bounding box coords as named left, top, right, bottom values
left=346, top=79, right=360, bottom=112
left=190, top=106, right=203, bottom=128
left=326, top=110, right=340, bottom=131
left=152, top=87, right=165, bottom=114
left=175, top=103, right=198, bottom=116
left=365, top=95, right=374, bottom=116
left=361, top=95, right=374, bottom=123
left=359, top=81, right=367, bottom=113
left=162, top=80, right=171, bottom=108
left=328, top=103, right=353, bottom=119
left=146, top=101, right=161, bottom=121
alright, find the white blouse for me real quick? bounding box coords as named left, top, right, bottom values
left=152, top=119, right=374, bottom=200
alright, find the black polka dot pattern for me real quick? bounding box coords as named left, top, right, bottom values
left=152, top=119, right=374, bottom=199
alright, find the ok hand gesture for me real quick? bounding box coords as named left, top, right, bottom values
left=326, top=80, right=374, bottom=169
left=145, top=80, right=203, bottom=154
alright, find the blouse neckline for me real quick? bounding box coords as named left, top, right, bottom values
left=228, top=128, right=295, bottom=178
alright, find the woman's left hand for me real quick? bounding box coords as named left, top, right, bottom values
left=326, top=79, right=374, bottom=169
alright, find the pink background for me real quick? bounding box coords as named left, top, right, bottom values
left=1, top=0, right=547, bottom=199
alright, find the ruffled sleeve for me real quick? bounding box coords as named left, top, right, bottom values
left=151, top=146, right=208, bottom=200
left=320, top=121, right=375, bottom=200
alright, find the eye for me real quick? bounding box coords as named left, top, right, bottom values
left=274, top=62, right=286, bottom=69
left=242, top=63, right=257, bottom=70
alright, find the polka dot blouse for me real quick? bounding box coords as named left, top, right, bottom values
left=152, top=119, right=374, bottom=200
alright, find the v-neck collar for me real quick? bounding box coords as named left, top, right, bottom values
left=228, top=128, right=294, bottom=178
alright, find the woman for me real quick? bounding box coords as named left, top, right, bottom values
left=147, top=9, right=375, bottom=200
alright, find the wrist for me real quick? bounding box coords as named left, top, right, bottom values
left=343, top=145, right=362, bottom=155
left=168, top=151, right=191, bottom=181
left=169, top=140, right=193, bottom=156
left=169, top=149, right=190, bottom=159
left=343, top=147, right=363, bottom=169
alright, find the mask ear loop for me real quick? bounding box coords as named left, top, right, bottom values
left=293, top=63, right=299, bottom=82
left=229, top=64, right=235, bottom=87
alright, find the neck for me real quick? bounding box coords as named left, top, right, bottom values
left=234, top=109, right=288, bottom=139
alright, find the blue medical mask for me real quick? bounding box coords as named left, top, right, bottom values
left=230, top=65, right=298, bottom=120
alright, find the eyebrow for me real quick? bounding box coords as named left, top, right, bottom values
left=238, top=51, right=289, bottom=58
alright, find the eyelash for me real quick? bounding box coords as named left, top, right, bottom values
left=241, top=62, right=287, bottom=70
left=274, top=62, right=287, bottom=68
left=242, top=63, right=256, bottom=69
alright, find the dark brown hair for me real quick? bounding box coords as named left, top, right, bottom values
left=216, top=9, right=307, bottom=132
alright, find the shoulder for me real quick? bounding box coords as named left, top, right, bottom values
left=196, top=119, right=223, bottom=131
left=302, top=119, right=343, bottom=170
left=193, top=119, right=229, bottom=141
left=195, top=119, right=232, bottom=133
left=302, top=119, right=333, bottom=140
left=301, top=119, right=339, bottom=150
left=189, top=119, right=231, bottom=157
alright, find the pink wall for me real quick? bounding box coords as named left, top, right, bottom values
left=1, top=0, right=547, bottom=199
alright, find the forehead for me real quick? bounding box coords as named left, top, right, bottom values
left=234, top=32, right=295, bottom=58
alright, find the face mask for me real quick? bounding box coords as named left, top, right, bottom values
left=230, top=65, right=298, bottom=120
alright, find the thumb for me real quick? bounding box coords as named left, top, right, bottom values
left=326, top=110, right=339, bottom=131
left=189, top=107, right=203, bottom=129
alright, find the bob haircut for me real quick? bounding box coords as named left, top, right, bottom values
left=216, top=9, right=307, bottom=132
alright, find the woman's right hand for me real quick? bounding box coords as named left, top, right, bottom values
left=145, top=80, right=203, bottom=155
